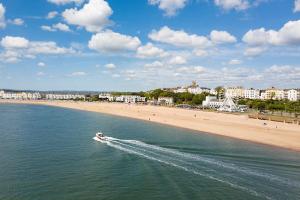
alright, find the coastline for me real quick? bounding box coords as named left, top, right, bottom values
left=1, top=99, right=300, bottom=152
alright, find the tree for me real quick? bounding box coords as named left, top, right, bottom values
left=215, top=86, right=224, bottom=99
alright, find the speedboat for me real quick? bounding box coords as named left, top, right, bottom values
left=96, top=132, right=107, bottom=141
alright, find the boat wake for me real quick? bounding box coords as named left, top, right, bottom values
left=94, top=136, right=300, bottom=200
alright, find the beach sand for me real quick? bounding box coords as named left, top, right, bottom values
left=1, top=100, right=300, bottom=151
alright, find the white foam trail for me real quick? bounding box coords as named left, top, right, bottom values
left=95, top=136, right=300, bottom=199
left=105, top=141, right=271, bottom=200
left=119, top=139, right=300, bottom=187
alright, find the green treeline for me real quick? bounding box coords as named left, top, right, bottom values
left=238, top=99, right=300, bottom=113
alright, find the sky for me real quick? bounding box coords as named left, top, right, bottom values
left=0, top=0, right=300, bottom=91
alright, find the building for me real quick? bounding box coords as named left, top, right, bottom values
left=98, top=93, right=115, bottom=101
left=287, top=89, right=300, bottom=101
left=158, top=97, right=174, bottom=105
left=225, top=87, right=244, bottom=98
left=0, top=90, right=4, bottom=98
left=187, top=87, right=211, bottom=94
left=0, top=91, right=41, bottom=100
left=244, top=88, right=260, bottom=99
left=202, top=96, right=223, bottom=109
left=115, top=95, right=146, bottom=103
left=264, top=87, right=285, bottom=100
left=45, top=94, right=85, bottom=100
left=173, top=87, right=187, bottom=93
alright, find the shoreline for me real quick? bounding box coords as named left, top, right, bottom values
left=1, top=99, right=300, bottom=152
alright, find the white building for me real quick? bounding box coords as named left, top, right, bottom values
left=287, top=89, right=300, bottom=101
left=173, top=87, right=187, bottom=93
left=244, top=88, right=260, bottom=99
left=115, top=95, right=146, bottom=103
left=225, top=87, right=245, bottom=98
left=99, top=93, right=115, bottom=101
left=202, top=96, right=223, bottom=108
left=275, top=90, right=285, bottom=100
left=158, top=97, right=174, bottom=105
left=0, top=90, right=4, bottom=98
left=187, top=87, right=211, bottom=94
left=45, top=94, right=85, bottom=100
left=1, top=91, right=41, bottom=100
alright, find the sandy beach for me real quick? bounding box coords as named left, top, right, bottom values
left=1, top=100, right=300, bottom=151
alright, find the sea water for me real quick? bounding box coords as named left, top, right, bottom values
left=0, top=104, right=300, bottom=200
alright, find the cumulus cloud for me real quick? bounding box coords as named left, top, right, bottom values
left=168, top=55, right=187, bottom=65
left=41, top=23, right=72, bottom=32
left=193, top=49, right=208, bottom=57
left=294, top=0, right=300, bottom=12
left=210, top=30, right=237, bottom=44
left=53, top=23, right=72, bottom=32
left=62, top=0, right=112, bottom=32
left=136, top=43, right=168, bottom=58
left=88, top=30, right=141, bottom=53
left=1, top=36, right=29, bottom=48
left=214, top=0, right=249, bottom=11
left=47, top=11, right=59, bottom=19
left=0, top=3, right=6, bottom=29
left=144, top=61, right=164, bottom=68
left=149, top=26, right=211, bottom=49
left=48, top=0, right=85, bottom=5
left=243, top=20, right=300, bottom=46
left=37, top=62, right=46, bottom=67
left=0, top=36, right=75, bottom=63
left=148, top=0, right=187, bottom=16
left=104, top=63, right=116, bottom=69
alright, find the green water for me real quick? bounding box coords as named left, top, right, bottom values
left=0, top=104, right=299, bottom=200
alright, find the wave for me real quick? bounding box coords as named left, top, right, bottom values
left=94, top=136, right=300, bottom=200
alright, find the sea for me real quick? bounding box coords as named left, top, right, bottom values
left=0, top=104, right=299, bottom=200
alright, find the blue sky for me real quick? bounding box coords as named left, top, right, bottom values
left=0, top=0, right=300, bottom=91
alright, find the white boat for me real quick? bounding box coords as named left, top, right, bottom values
left=95, top=132, right=107, bottom=141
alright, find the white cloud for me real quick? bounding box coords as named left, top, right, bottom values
left=37, top=72, right=45, bottom=76
left=48, top=0, right=85, bottom=5
left=149, top=26, right=211, bottom=49
left=9, top=18, right=24, bottom=26
left=144, top=61, right=164, bottom=68
left=243, top=20, right=300, bottom=46
left=168, top=55, right=187, bottom=65
left=210, top=30, right=237, bottom=44
left=37, top=62, right=46, bottom=67
left=136, top=43, right=168, bottom=58
left=0, top=3, right=6, bottom=29
left=104, top=63, right=116, bottom=69
left=41, top=23, right=72, bottom=32
left=294, top=0, right=300, bottom=12
left=244, top=46, right=266, bottom=56
left=214, top=0, right=249, bottom=11
left=47, top=11, right=59, bottom=19
left=0, top=36, right=75, bottom=63
left=53, top=23, right=72, bottom=32
left=62, top=0, right=112, bottom=32
left=1, top=36, right=29, bottom=49
left=193, top=49, right=208, bottom=57
left=228, top=59, right=242, bottom=65
left=41, top=25, right=56, bottom=32
left=88, top=30, right=141, bottom=53
left=28, top=41, right=75, bottom=54
left=148, top=0, right=187, bottom=16
left=68, top=71, right=87, bottom=76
